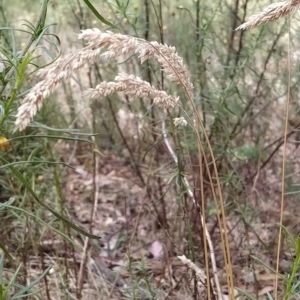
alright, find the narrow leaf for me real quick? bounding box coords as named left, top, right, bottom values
left=82, top=0, right=116, bottom=28
left=0, top=243, right=14, bottom=263
left=0, top=156, right=100, bottom=240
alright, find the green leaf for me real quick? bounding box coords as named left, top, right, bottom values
left=234, top=287, right=257, bottom=300
left=7, top=134, right=95, bottom=143
left=3, top=265, right=21, bottom=298
left=0, top=160, right=72, bottom=170
left=231, top=145, right=260, bottom=162
left=0, top=156, right=100, bottom=240
left=0, top=243, right=14, bottom=263
left=278, top=223, right=295, bottom=244
left=5, top=205, right=78, bottom=247
left=0, top=197, right=16, bottom=210
left=11, top=266, right=52, bottom=299
left=251, top=255, right=286, bottom=280
left=82, top=0, right=116, bottom=28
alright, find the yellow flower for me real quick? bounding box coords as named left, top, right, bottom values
left=0, top=137, right=10, bottom=150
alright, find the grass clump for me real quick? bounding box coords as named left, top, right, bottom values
left=2, top=0, right=300, bottom=299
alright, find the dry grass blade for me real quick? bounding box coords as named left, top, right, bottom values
left=236, top=0, right=300, bottom=30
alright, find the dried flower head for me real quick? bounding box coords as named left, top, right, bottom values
left=173, top=117, right=187, bottom=127
left=15, top=28, right=192, bottom=131
left=78, top=28, right=193, bottom=96
left=83, top=73, right=178, bottom=109
left=236, top=0, right=300, bottom=31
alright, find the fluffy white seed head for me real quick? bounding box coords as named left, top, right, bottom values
left=15, top=29, right=191, bottom=130
left=173, top=117, right=187, bottom=127
left=83, top=73, right=179, bottom=109
left=236, top=0, right=300, bottom=30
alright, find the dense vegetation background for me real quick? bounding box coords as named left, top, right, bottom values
left=1, top=0, right=300, bottom=299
